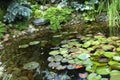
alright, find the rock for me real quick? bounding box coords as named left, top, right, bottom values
left=33, top=18, right=48, bottom=26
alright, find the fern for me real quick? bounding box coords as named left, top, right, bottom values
left=4, top=1, right=32, bottom=23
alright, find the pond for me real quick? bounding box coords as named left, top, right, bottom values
left=0, top=23, right=114, bottom=80
left=2, top=31, right=83, bottom=80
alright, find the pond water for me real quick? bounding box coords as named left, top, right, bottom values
left=1, top=23, right=110, bottom=80
left=2, top=31, right=85, bottom=80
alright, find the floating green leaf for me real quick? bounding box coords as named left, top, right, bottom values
left=60, top=48, right=68, bottom=54
left=110, top=70, right=120, bottom=80
left=96, top=66, right=110, bottom=75
left=91, top=41, right=100, bottom=45
left=47, top=56, right=55, bottom=62
left=54, top=55, right=63, bottom=62
left=102, top=45, right=114, bottom=51
left=116, top=47, right=120, bottom=51
left=68, top=60, right=75, bottom=64
left=83, top=41, right=91, bottom=48
left=103, top=52, right=115, bottom=58
left=49, top=50, right=60, bottom=56
left=29, top=41, right=40, bottom=45
left=113, top=56, right=120, bottom=61
left=87, top=73, right=102, bottom=80
left=77, top=53, right=90, bottom=60
left=19, top=44, right=29, bottom=48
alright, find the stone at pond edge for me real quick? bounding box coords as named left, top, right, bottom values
left=33, top=18, right=48, bottom=26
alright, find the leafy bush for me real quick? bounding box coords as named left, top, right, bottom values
left=0, top=21, right=6, bottom=38
left=44, top=7, right=72, bottom=32
left=4, top=1, right=32, bottom=23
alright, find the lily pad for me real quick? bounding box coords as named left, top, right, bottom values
left=113, top=56, right=120, bottom=61
left=91, top=41, right=100, bottom=45
left=69, top=48, right=79, bottom=53
left=19, top=44, right=29, bottom=48
left=61, top=58, right=68, bottom=63
left=29, top=41, right=40, bottom=45
left=68, top=60, right=75, bottom=64
left=49, top=50, right=60, bottom=56
left=48, top=62, right=60, bottom=68
left=96, top=66, right=110, bottom=75
left=87, top=73, right=102, bottom=80
left=103, top=52, right=115, bottom=58
left=116, top=47, right=120, bottom=51
left=83, top=41, right=91, bottom=48
left=63, top=54, right=69, bottom=57
left=47, top=56, right=55, bottom=62
left=77, top=53, right=90, bottom=60
left=86, top=65, right=96, bottom=72
left=54, top=55, right=63, bottom=62
left=110, top=36, right=119, bottom=41
left=59, top=48, right=68, bottom=54
left=67, top=64, right=76, bottom=70
left=109, top=61, right=120, bottom=69
left=102, top=45, right=114, bottom=51
left=110, top=70, right=120, bottom=80
left=56, top=65, right=66, bottom=70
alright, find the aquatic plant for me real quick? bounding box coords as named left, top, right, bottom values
left=4, top=1, right=32, bottom=23
left=19, top=40, right=40, bottom=48
left=87, top=73, right=102, bottom=80
left=48, top=34, right=120, bottom=77
left=108, top=0, right=120, bottom=36
left=110, top=70, right=120, bottom=80
left=44, top=7, right=72, bottom=32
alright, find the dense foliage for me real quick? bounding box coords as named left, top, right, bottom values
left=48, top=34, right=120, bottom=75
left=0, top=21, right=6, bottom=38
left=44, top=7, right=72, bottom=32
left=4, top=1, right=32, bottom=23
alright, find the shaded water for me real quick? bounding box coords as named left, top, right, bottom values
left=2, top=31, right=84, bottom=80
left=1, top=23, right=109, bottom=80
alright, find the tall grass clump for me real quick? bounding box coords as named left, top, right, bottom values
left=108, top=0, right=120, bottom=36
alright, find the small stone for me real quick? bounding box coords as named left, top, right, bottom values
left=33, top=18, right=48, bottom=26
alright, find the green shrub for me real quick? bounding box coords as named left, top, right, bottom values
left=4, top=1, right=32, bottom=23
left=0, top=21, right=6, bottom=38
left=44, top=7, right=73, bottom=32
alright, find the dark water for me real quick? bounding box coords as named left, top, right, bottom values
left=5, top=31, right=84, bottom=80
left=2, top=23, right=109, bottom=80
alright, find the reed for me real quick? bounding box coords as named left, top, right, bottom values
left=108, top=0, right=120, bottom=36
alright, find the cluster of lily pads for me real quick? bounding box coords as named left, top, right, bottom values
left=19, top=41, right=40, bottom=48
left=48, top=34, right=120, bottom=75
